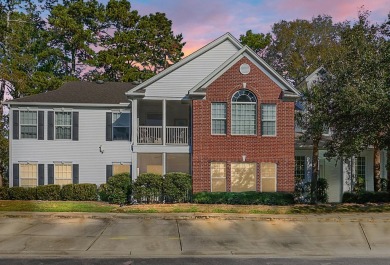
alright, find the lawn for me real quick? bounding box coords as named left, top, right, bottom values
left=1, top=200, right=390, bottom=214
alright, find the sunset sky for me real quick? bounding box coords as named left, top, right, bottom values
left=129, top=0, right=390, bottom=56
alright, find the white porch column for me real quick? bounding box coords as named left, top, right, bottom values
left=162, top=99, right=166, bottom=146
left=132, top=153, right=138, bottom=180
left=132, top=99, right=138, bottom=145
left=162, top=152, right=166, bottom=175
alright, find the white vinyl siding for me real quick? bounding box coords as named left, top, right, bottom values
left=55, top=164, right=72, bottom=185
left=261, top=104, right=276, bottom=136
left=112, top=112, right=130, bottom=140
left=20, top=164, right=38, bottom=187
left=55, top=112, right=72, bottom=139
left=210, top=162, right=226, bottom=192
left=20, top=111, right=37, bottom=139
left=211, top=103, right=226, bottom=135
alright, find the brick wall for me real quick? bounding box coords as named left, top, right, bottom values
left=192, top=57, right=295, bottom=193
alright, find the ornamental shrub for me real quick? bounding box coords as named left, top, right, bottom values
left=342, top=191, right=390, bottom=203
left=105, top=173, right=132, bottom=205
left=36, top=185, right=61, bottom=201
left=98, top=183, right=109, bottom=202
left=317, top=178, right=329, bottom=203
left=9, top=187, right=37, bottom=200
left=60, top=184, right=74, bottom=200
left=0, top=187, right=9, bottom=200
left=133, top=173, right=163, bottom=203
left=60, top=184, right=98, bottom=201
left=193, top=191, right=294, bottom=205
left=163, top=172, right=192, bottom=203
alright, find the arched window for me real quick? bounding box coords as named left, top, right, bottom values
left=231, top=90, right=257, bottom=135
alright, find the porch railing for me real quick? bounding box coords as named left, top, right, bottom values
left=166, top=126, right=188, bottom=145
left=138, top=126, right=162, bottom=144
left=137, top=126, right=188, bottom=145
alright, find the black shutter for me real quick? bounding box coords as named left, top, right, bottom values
left=38, top=111, right=44, bottom=140
left=13, top=164, right=19, bottom=187
left=72, top=112, right=79, bottom=141
left=73, top=164, right=79, bottom=184
left=48, top=111, right=54, bottom=140
left=13, top=110, right=19, bottom=140
left=106, top=112, right=112, bottom=141
left=48, top=164, right=54, bottom=184
left=106, top=165, right=113, bottom=183
left=38, top=164, right=44, bottom=185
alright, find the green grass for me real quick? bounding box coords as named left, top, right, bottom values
left=1, top=200, right=390, bottom=214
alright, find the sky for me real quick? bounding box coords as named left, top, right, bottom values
left=127, top=0, right=390, bottom=56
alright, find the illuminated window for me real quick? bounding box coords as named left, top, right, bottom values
left=20, top=164, right=38, bottom=187
left=113, top=163, right=130, bottom=175
left=231, top=163, right=256, bottom=192
left=261, top=162, right=277, bottom=192
left=55, top=164, right=72, bottom=185
left=210, top=162, right=226, bottom=192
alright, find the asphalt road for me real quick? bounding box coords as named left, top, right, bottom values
left=0, top=258, right=390, bottom=265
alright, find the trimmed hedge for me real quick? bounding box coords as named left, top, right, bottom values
left=342, top=191, right=390, bottom=204
left=193, top=191, right=295, bottom=205
left=103, top=173, right=132, bottom=204
left=163, top=172, right=192, bottom=203
left=9, top=187, right=37, bottom=200
left=60, top=184, right=98, bottom=201
left=0, top=187, right=9, bottom=200
left=133, top=173, right=163, bottom=203
left=36, top=185, right=61, bottom=201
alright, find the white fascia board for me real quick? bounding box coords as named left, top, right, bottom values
left=6, top=102, right=130, bottom=108
left=126, top=32, right=243, bottom=96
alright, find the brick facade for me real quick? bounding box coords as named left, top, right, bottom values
left=192, top=57, right=295, bottom=193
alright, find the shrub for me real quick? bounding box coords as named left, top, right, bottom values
left=9, top=187, right=37, bottom=200
left=0, top=187, right=9, bottom=200
left=133, top=173, right=163, bottom=203
left=60, top=184, right=74, bottom=201
left=193, top=191, right=295, bottom=205
left=60, top=184, right=98, bottom=201
left=342, top=191, right=390, bottom=203
left=317, top=178, right=329, bottom=203
left=98, top=184, right=109, bottom=202
left=105, top=173, right=132, bottom=205
left=163, top=172, right=192, bottom=203
left=36, top=185, right=61, bottom=201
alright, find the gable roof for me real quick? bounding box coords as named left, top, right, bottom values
left=188, top=46, right=301, bottom=97
left=126, top=32, right=242, bottom=97
left=7, top=81, right=136, bottom=106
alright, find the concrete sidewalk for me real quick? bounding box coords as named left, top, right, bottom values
left=0, top=212, right=389, bottom=258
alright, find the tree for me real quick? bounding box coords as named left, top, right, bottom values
left=239, top=30, right=271, bottom=56
left=47, top=0, right=105, bottom=77
left=324, top=10, right=389, bottom=192
left=266, top=15, right=345, bottom=84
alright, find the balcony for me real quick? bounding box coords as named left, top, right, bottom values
left=138, top=126, right=188, bottom=145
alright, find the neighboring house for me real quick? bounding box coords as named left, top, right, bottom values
left=6, top=33, right=300, bottom=195
left=295, top=67, right=388, bottom=202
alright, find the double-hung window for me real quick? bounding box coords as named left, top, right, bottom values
left=54, top=164, right=73, bottom=185
left=113, top=112, right=130, bottom=140
left=55, top=112, right=72, bottom=139
left=210, top=162, right=226, bottom=192
left=211, top=103, right=226, bottom=134
left=231, top=90, right=257, bottom=135
left=355, top=157, right=366, bottom=191
left=261, top=104, right=276, bottom=136
left=20, top=163, right=38, bottom=187
left=20, top=111, right=37, bottom=139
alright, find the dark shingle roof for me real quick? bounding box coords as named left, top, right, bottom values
left=10, top=81, right=136, bottom=104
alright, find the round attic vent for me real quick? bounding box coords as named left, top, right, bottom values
left=240, top=63, right=250, bottom=75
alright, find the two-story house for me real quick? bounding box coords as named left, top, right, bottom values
left=6, top=33, right=300, bottom=194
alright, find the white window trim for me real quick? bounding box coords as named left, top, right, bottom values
left=261, top=104, right=277, bottom=137
left=211, top=103, right=227, bottom=135
left=19, top=110, right=38, bottom=140
left=260, top=162, right=277, bottom=192
left=112, top=111, right=131, bottom=141
left=55, top=111, right=73, bottom=140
